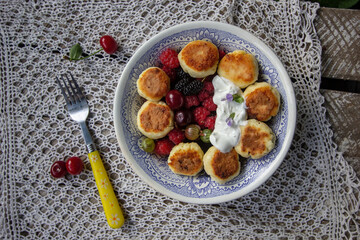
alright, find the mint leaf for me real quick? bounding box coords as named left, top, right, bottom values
left=233, top=94, right=244, bottom=104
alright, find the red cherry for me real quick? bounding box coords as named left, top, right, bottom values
left=165, top=90, right=184, bottom=110
left=50, top=161, right=67, bottom=178
left=175, top=109, right=193, bottom=127
left=100, top=35, right=118, bottom=54
left=65, top=157, right=84, bottom=175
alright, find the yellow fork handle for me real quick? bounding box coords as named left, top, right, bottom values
left=88, top=150, right=125, bottom=228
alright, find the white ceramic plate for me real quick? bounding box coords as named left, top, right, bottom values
left=113, top=21, right=296, bottom=204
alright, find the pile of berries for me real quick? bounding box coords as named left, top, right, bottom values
left=141, top=48, right=220, bottom=156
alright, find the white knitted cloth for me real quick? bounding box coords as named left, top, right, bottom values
left=1, top=0, right=359, bottom=239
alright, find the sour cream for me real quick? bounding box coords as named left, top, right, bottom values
left=209, top=75, right=247, bottom=153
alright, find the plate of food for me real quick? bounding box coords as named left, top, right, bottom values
left=113, top=21, right=296, bottom=204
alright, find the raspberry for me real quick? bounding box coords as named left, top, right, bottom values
left=202, top=97, right=217, bottom=111
left=198, top=89, right=211, bottom=102
left=219, top=49, right=226, bottom=60
left=159, top=49, right=179, bottom=69
left=168, top=128, right=185, bottom=145
left=184, top=95, right=200, bottom=109
left=204, top=116, right=216, bottom=130
left=203, top=81, right=214, bottom=94
left=193, top=106, right=210, bottom=128
left=161, top=65, right=176, bottom=81
left=154, top=138, right=174, bottom=156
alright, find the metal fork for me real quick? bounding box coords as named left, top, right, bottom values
left=56, top=73, right=124, bottom=228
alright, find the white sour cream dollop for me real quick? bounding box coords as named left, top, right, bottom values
left=209, top=75, right=247, bottom=153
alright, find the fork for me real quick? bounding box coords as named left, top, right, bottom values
left=56, top=73, right=124, bottom=228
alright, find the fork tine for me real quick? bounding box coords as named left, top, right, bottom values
left=64, top=74, right=80, bottom=103
left=60, top=75, right=76, bottom=104
left=69, top=72, right=85, bottom=99
left=56, top=76, right=70, bottom=105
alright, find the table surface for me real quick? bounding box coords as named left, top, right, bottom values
left=0, top=2, right=359, bottom=238
left=316, top=7, right=360, bottom=179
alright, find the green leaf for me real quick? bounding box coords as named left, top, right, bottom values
left=229, top=112, right=235, bottom=119
left=69, top=43, right=82, bottom=60
left=233, top=94, right=244, bottom=104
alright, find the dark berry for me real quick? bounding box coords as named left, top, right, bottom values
left=176, top=68, right=191, bottom=81
left=165, top=90, right=184, bottom=110
left=174, top=78, right=191, bottom=94
left=50, top=161, right=67, bottom=178
left=175, top=109, right=193, bottom=127
left=66, top=157, right=83, bottom=175
left=183, top=80, right=203, bottom=96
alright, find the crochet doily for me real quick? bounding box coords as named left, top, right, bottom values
left=1, top=0, right=359, bottom=239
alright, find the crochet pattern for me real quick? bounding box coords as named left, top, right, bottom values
left=1, top=0, right=359, bottom=239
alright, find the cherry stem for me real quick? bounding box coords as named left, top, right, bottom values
left=68, top=48, right=103, bottom=61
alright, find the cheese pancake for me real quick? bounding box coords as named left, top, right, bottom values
left=168, top=142, right=204, bottom=176
left=244, top=82, right=280, bottom=121
left=217, top=50, right=258, bottom=88
left=203, top=146, right=240, bottom=184
left=235, top=119, right=275, bottom=159
left=178, top=40, right=219, bottom=78
left=137, top=67, right=170, bottom=101
left=137, top=101, right=174, bottom=139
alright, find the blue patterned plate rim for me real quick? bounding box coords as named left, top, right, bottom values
left=113, top=21, right=296, bottom=204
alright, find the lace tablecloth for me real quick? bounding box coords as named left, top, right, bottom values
left=1, top=0, right=359, bottom=239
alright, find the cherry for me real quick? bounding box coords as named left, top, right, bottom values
left=66, top=157, right=84, bottom=175
left=100, top=35, right=118, bottom=54
left=65, top=35, right=118, bottom=61
left=175, top=109, right=193, bottom=127
left=50, top=161, right=67, bottom=178
left=165, top=90, right=184, bottom=110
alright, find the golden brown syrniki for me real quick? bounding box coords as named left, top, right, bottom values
left=235, top=119, right=275, bottom=159
left=244, top=82, right=280, bottom=121
left=178, top=40, right=219, bottom=78
left=168, top=142, right=204, bottom=176
left=217, top=50, right=258, bottom=88
left=137, top=67, right=170, bottom=102
left=203, top=147, right=240, bottom=184
left=137, top=101, right=174, bottom=139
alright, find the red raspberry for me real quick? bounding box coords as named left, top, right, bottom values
left=219, top=49, right=226, bottom=60
left=168, top=128, right=185, bottom=145
left=193, top=106, right=210, bottom=128
left=203, top=81, right=214, bottom=94
left=184, top=95, right=200, bottom=109
left=204, top=116, right=216, bottom=130
left=159, top=49, right=179, bottom=69
left=154, top=138, right=174, bottom=156
left=161, top=65, right=176, bottom=82
left=202, top=97, right=217, bottom=112
left=198, top=89, right=211, bottom=102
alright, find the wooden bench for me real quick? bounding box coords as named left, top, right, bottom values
left=316, top=7, right=360, bottom=177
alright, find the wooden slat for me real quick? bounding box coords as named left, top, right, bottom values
left=320, top=89, right=360, bottom=178
left=316, top=8, right=360, bottom=81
